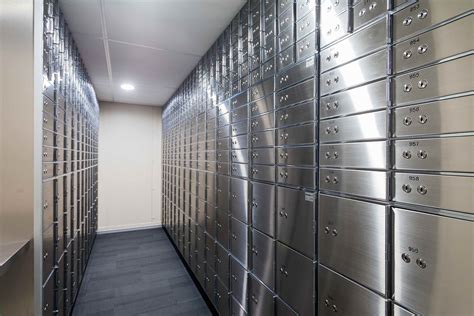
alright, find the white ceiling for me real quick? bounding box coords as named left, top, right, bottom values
left=59, top=0, right=246, bottom=106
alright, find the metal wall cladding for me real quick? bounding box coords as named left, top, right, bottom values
left=162, top=0, right=473, bottom=315
left=42, top=1, right=99, bottom=314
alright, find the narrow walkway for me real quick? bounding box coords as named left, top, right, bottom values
left=73, top=228, right=211, bottom=316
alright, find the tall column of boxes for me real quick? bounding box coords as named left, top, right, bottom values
left=42, top=0, right=99, bottom=315
left=162, top=0, right=473, bottom=315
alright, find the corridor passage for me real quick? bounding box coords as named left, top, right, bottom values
left=73, top=229, right=211, bottom=316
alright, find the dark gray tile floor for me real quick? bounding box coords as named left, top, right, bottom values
left=73, top=228, right=211, bottom=316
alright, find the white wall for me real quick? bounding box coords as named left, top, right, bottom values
left=98, top=102, right=162, bottom=232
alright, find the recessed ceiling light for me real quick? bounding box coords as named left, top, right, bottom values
left=121, top=83, right=135, bottom=91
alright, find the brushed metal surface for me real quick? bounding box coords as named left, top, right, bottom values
left=277, top=123, right=316, bottom=146
left=278, top=24, right=295, bottom=52
left=230, top=256, right=248, bottom=310
left=232, top=135, right=249, bottom=150
left=352, top=0, right=389, bottom=30
left=318, top=265, right=389, bottom=316
left=251, top=111, right=275, bottom=132
left=251, top=229, right=275, bottom=289
left=249, top=94, right=274, bottom=117
left=277, top=186, right=316, bottom=258
left=249, top=275, right=275, bottom=315
left=277, top=166, right=316, bottom=189
left=276, top=100, right=315, bottom=128
left=251, top=147, right=276, bottom=165
left=276, top=56, right=316, bottom=91
left=231, top=149, right=249, bottom=164
left=319, top=194, right=389, bottom=294
left=296, top=10, right=316, bottom=40
left=320, top=168, right=389, bottom=200
left=394, top=14, right=474, bottom=73
left=321, top=17, right=388, bottom=72
left=321, top=49, right=388, bottom=96
left=232, top=120, right=249, bottom=136
left=278, top=45, right=295, bottom=70
left=231, top=163, right=249, bottom=178
left=276, top=146, right=316, bottom=166
left=320, top=9, right=350, bottom=47
left=231, top=218, right=249, bottom=267
left=393, top=208, right=474, bottom=315
left=251, top=130, right=276, bottom=148
left=321, top=0, right=350, bottom=16
left=393, top=55, right=474, bottom=106
left=231, top=178, right=249, bottom=223
left=320, top=110, right=388, bottom=143
left=393, top=95, right=474, bottom=137
left=393, top=0, right=473, bottom=41
left=394, top=136, right=474, bottom=172
left=276, top=78, right=316, bottom=109
left=252, top=182, right=276, bottom=237
left=276, top=242, right=315, bottom=316
left=393, top=173, right=474, bottom=214
left=320, top=141, right=389, bottom=169
left=276, top=297, right=298, bottom=315
left=295, top=32, right=317, bottom=61
left=250, top=77, right=275, bottom=101
left=216, top=242, right=230, bottom=288
left=216, top=211, right=230, bottom=248
left=320, top=79, right=387, bottom=119
left=393, top=303, right=415, bottom=316
left=232, top=105, right=249, bottom=123
left=251, top=164, right=276, bottom=182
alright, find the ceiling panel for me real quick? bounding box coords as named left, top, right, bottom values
left=59, top=0, right=103, bottom=37
left=72, top=34, right=110, bottom=84
left=59, top=0, right=246, bottom=106
left=108, top=41, right=200, bottom=89
left=113, top=85, right=176, bottom=106
left=93, top=82, right=114, bottom=102
left=104, top=0, right=246, bottom=56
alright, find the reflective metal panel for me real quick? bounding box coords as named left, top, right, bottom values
left=319, top=194, right=389, bottom=294
left=393, top=208, right=474, bottom=315
left=320, top=168, right=389, bottom=201
left=320, top=141, right=389, bottom=169
left=320, top=110, right=388, bottom=143
left=393, top=55, right=474, bottom=106
left=251, top=229, right=275, bottom=289
left=318, top=265, right=389, bottom=316
left=277, top=187, right=316, bottom=258
left=252, top=182, right=276, bottom=237
left=276, top=242, right=315, bottom=316
left=394, top=136, right=474, bottom=172
left=393, top=173, right=474, bottom=214
left=392, top=95, right=474, bottom=137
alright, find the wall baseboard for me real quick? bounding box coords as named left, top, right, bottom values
left=97, top=223, right=162, bottom=235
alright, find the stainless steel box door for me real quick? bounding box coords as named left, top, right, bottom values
left=231, top=178, right=249, bottom=223
left=231, top=257, right=249, bottom=310
left=394, top=136, right=474, bottom=173
left=277, top=186, right=316, bottom=258
left=251, top=229, right=275, bottom=289
left=249, top=275, right=275, bottom=316
left=318, top=265, right=389, bottom=316
left=393, top=95, right=474, bottom=138
left=319, top=194, right=389, bottom=294
left=276, top=242, right=315, bottom=316
left=393, top=173, right=474, bottom=214
left=252, top=182, right=276, bottom=237
left=320, top=168, right=389, bottom=201
left=231, top=218, right=249, bottom=267
left=393, top=208, right=474, bottom=315
left=320, top=141, right=389, bottom=170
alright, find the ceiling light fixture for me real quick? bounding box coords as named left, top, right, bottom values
left=121, top=83, right=135, bottom=91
